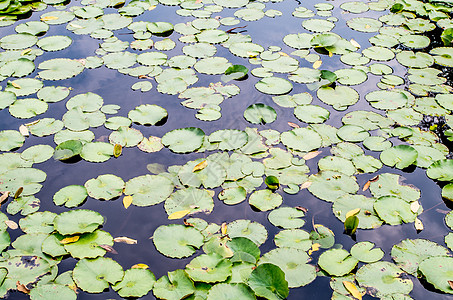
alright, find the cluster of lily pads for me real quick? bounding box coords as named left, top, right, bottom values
left=0, top=0, right=453, bottom=298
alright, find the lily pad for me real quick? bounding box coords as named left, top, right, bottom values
left=248, top=189, right=282, bottom=211
left=54, top=209, right=104, bottom=235
left=356, top=261, right=413, bottom=297
left=153, top=224, right=204, bottom=258
left=391, top=239, right=450, bottom=275
left=380, top=145, right=418, bottom=169
left=419, top=256, right=453, bottom=294
left=125, top=174, right=174, bottom=206
left=53, top=185, right=88, bottom=208
left=186, top=253, right=232, bottom=283
left=248, top=263, right=289, bottom=300
left=268, top=207, right=305, bottom=229
left=350, top=241, right=384, bottom=263
left=72, top=257, right=124, bottom=293
left=260, top=248, right=316, bottom=288
left=255, top=77, right=293, bottom=95
left=226, top=219, right=267, bottom=246
left=318, top=248, right=358, bottom=276
left=85, top=174, right=124, bottom=200
left=162, top=127, right=205, bottom=153
left=374, top=196, right=417, bottom=225
left=153, top=269, right=195, bottom=300
left=244, top=104, right=277, bottom=124
left=427, top=159, right=453, bottom=181
left=112, top=268, right=155, bottom=298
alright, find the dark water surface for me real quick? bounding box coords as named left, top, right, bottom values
left=1, top=0, right=453, bottom=299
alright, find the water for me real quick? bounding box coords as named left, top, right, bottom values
left=1, top=0, right=453, bottom=299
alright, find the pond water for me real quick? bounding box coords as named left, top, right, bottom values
left=0, top=0, right=453, bottom=299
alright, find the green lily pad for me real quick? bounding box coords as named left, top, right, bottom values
left=54, top=140, right=83, bottom=160
left=19, top=144, right=53, bottom=164
left=0, top=130, right=24, bottom=151
left=260, top=248, right=316, bottom=288
left=281, top=127, right=321, bottom=152
left=391, top=239, right=450, bottom=275
left=249, top=189, right=282, bottom=211
left=153, top=270, right=195, bottom=300
left=351, top=241, right=384, bottom=263
left=29, top=284, right=77, bottom=300
left=294, top=105, right=330, bottom=124
left=218, top=187, right=247, bottom=205
left=0, top=58, right=35, bottom=78
left=72, top=257, right=124, bottom=293
left=268, top=207, right=305, bottom=229
left=302, top=19, right=335, bottom=32
left=124, top=174, right=173, bottom=206
left=38, top=58, right=84, bottom=80
left=153, top=224, right=204, bottom=258
left=369, top=173, right=420, bottom=202
left=178, top=159, right=226, bottom=189
left=347, top=17, right=382, bottom=32
left=209, top=129, right=248, bottom=150
left=165, top=187, right=214, bottom=216
left=54, top=209, right=104, bottom=235
left=80, top=142, right=113, bottom=163
left=418, top=256, right=453, bottom=294
left=0, top=256, right=51, bottom=295
left=374, top=196, right=417, bottom=225
left=0, top=33, right=38, bottom=50
left=318, top=248, right=358, bottom=276
left=85, top=174, right=124, bottom=200
left=186, top=253, right=232, bottom=283
left=7, top=195, right=40, bottom=216
left=274, top=229, right=311, bottom=251
left=226, top=219, right=267, bottom=246
left=317, top=86, right=359, bottom=111
left=430, top=47, right=453, bottom=67
left=0, top=167, right=46, bottom=196
left=255, top=77, right=293, bottom=95
left=9, top=98, right=48, bottom=119
left=53, top=185, right=88, bottom=208
left=427, top=159, right=453, bottom=181
left=308, top=171, right=359, bottom=202
left=162, top=127, right=205, bottom=153
left=37, top=86, right=70, bottom=103
left=248, top=263, right=289, bottom=300
left=207, top=283, right=255, bottom=300
left=19, top=211, right=56, bottom=234
left=37, top=35, right=72, bottom=51
left=244, top=104, right=277, bottom=124
left=112, top=268, right=155, bottom=298
left=356, top=261, right=413, bottom=297
left=109, top=127, right=143, bottom=147
left=380, top=145, right=418, bottom=169
left=333, top=194, right=383, bottom=229
left=64, top=228, right=111, bottom=257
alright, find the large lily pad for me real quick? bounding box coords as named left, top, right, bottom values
left=356, top=261, right=412, bottom=297
left=54, top=209, right=104, bottom=235
left=153, top=224, right=204, bottom=258
left=318, top=249, right=358, bottom=277
left=112, top=268, right=155, bottom=298
left=85, top=174, right=124, bottom=200
left=72, top=257, right=124, bottom=293
left=418, top=256, right=453, bottom=294
left=260, top=248, right=316, bottom=288
left=248, top=263, right=289, bottom=300
left=186, top=253, right=232, bottom=283
left=162, top=127, right=205, bottom=153
left=125, top=174, right=174, bottom=206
